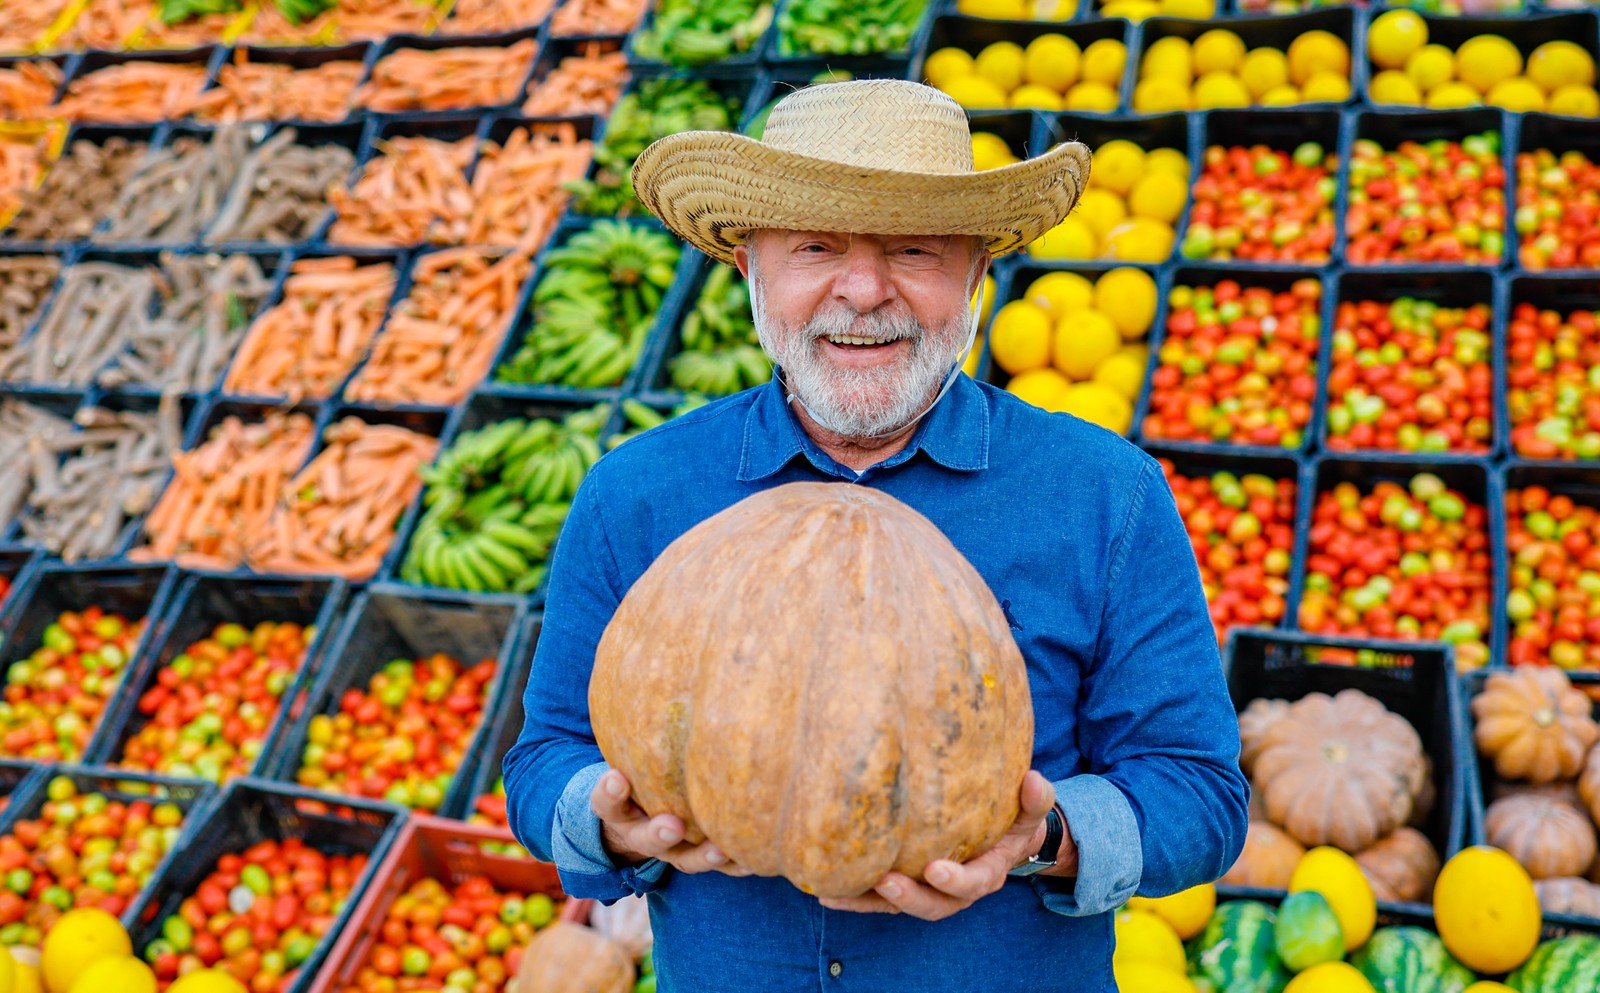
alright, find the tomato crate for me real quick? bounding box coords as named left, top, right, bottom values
left=0, top=760, right=41, bottom=817
left=1319, top=268, right=1505, bottom=461
left=124, top=776, right=405, bottom=993
left=0, top=561, right=178, bottom=765
left=0, top=549, right=40, bottom=618
left=306, top=813, right=575, bottom=993
left=86, top=573, right=348, bottom=785
left=1512, top=114, right=1600, bottom=273
left=1223, top=628, right=1469, bottom=913
left=190, top=43, right=378, bottom=126
left=912, top=15, right=1132, bottom=115
left=1502, top=273, right=1600, bottom=463
left=1495, top=462, right=1600, bottom=675
left=460, top=614, right=539, bottom=841
left=265, top=584, right=529, bottom=819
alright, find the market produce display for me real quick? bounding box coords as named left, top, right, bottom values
left=1507, top=302, right=1600, bottom=460
left=0, top=606, right=146, bottom=762
left=1515, top=146, right=1600, bottom=270
left=1504, top=485, right=1600, bottom=670
left=1134, top=27, right=1352, bottom=111
left=1029, top=140, right=1188, bottom=261
left=665, top=264, right=767, bottom=396
left=1345, top=131, right=1506, bottom=266
left=926, top=34, right=1130, bottom=113
left=1179, top=141, right=1337, bottom=264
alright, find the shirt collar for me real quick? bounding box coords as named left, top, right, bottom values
left=737, top=371, right=990, bottom=482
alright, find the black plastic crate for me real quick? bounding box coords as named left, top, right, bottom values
left=123, top=777, right=405, bottom=993
left=1224, top=627, right=1469, bottom=911
left=1365, top=12, right=1600, bottom=95
left=88, top=573, right=347, bottom=783
left=266, top=584, right=528, bottom=818
left=912, top=16, right=1131, bottom=113
left=1501, top=274, right=1600, bottom=463
left=1513, top=114, right=1600, bottom=273
left=0, top=759, right=41, bottom=815
left=0, top=550, right=39, bottom=617
left=462, top=614, right=538, bottom=830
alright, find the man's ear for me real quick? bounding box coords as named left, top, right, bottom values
left=733, top=242, right=752, bottom=279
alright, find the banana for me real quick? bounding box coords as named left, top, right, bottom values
left=472, top=532, right=531, bottom=580
left=482, top=518, right=553, bottom=559
left=457, top=540, right=509, bottom=592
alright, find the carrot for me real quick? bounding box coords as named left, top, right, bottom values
left=237, top=4, right=333, bottom=45
left=353, top=38, right=537, bottom=113
left=550, top=0, right=647, bottom=37
left=222, top=255, right=398, bottom=401
left=334, top=0, right=446, bottom=40
left=54, top=0, right=153, bottom=51
left=438, top=0, right=556, bottom=34
left=0, top=130, right=60, bottom=227
left=130, top=410, right=318, bottom=569
left=0, top=0, right=76, bottom=55
left=132, top=8, right=238, bottom=51
left=461, top=123, right=592, bottom=249
left=344, top=249, right=532, bottom=406
left=245, top=415, right=437, bottom=580
left=522, top=41, right=629, bottom=118
left=52, top=60, right=209, bottom=122
left=189, top=51, right=364, bottom=123
left=326, top=134, right=475, bottom=248
left=0, top=62, right=64, bottom=120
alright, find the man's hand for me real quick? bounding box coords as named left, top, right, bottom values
left=818, top=771, right=1075, bottom=921
left=591, top=769, right=751, bottom=877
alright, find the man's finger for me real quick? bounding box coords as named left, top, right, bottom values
left=1020, top=770, right=1056, bottom=821
left=590, top=770, right=645, bottom=824
left=921, top=857, right=1004, bottom=903
left=659, top=838, right=736, bottom=874
left=873, top=873, right=965, bottom=921
left=623, top=812, right=691, bottom=859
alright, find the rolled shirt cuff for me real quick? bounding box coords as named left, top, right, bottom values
left=1032, top=774, right=1143, bottom=918
left=551, top=760, right=672, bottom=901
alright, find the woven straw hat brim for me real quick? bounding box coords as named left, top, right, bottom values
left=632, top=130, right=1092, bottom=268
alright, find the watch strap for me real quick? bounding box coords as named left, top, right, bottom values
left=1008, top=803, right=1066, bottom=878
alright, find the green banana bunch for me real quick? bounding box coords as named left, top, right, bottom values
left=606, top=395, right=710, bottom=450
left=497, top=222, right=681, bottom=390
left=159, top=0, right=241, bottom=23
left=632, top=0, right=774, bottom=67
left=400, top=406, right=611, bottom=594
left=668, top=264, right=770, bottom=395
left=776, top=0, right=923, bottom=55
left=568, top=79, right=741, bottom=218
left=272, top=0, right=334, bottom=24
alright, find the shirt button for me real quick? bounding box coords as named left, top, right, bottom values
left=829, top=960, right=843, bottom=978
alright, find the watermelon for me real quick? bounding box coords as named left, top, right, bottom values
left=1275, top=891, right=1344, bottom=972
left=1189, top=900, right=1291, bottom=993
left=1508, top=935, right=1600, bottom=993
left=1351, top=927, right=1473, bottom=993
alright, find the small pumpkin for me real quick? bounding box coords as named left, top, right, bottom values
left=1473, top=668, right=1598, bottom=785
left=514, top=921, right=635, bottom=993
left=1490, top=778, right=1584, bottom=808
left=1484, top=793, right=1599, bottom=880
left=1239, top=697, right=1291, bottom=777
left=1222, top=821, right=1307, bottom=890
left=1534, top=877, right=1600, bottom=919
left=1355, top=827, right=1441, bottom=904
left=1251, top=689, right=1427, bottom=852
left=1408, top=755, right=1436, bottom=830
left=1578, top=744, right=1600, bottom=825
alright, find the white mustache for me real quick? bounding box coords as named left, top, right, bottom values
left=801, top=307, right=919, bottom=343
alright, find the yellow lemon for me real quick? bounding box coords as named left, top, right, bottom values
left=1075, top=188, right=1127, bottom=241
left=1059, top=379, right=1133, bottom=432
left=971, top=132, right=1018, bottom=171
left=1193, top=70, right=1251, bottom=109
left=963, top=334, right=984, bottom=377
left=1065, top=81, right=1120, bottom=111
left=1463, top=985, right=1517, bottom=993
left=8, top=948, right=39, bottom=993
left=1104, top=217, right=1175, bottom=262
left=923, top=47, right=975, bottom=88
left=1457, top=34, right=1522, bottom=94
left=1082, top=38, right=1128, bottom=86
left=1370, top=69, right=1422, bottom=105
left=1093, top=266, right=1158, bottom=338
left=1487, top=76, right=1546, bottom=112
left=1260, top=83, right=1301, bottom=106
left=940, top=75, right=1010, bottom=109
left=41, top=909, right=132, bottom=993
left=956, top=0, right=1029, bottom=16
left=1528, top=40, right=1596, bottom=92
left=1288, top=31, right=1350, bottom=86
left=975, top=40, right=1027, bottom=92
left=1025, top=270, right=1094, bottom=318
left=1117, top=341, right=1149, bottom=365
left=1028, top=216, right=1098, bottom=260
left=1009, top=83, right=1064, bottom=109
left=1427, top=81, right=1482, bottom=108
left=1005, top=367, right=1071, bottom=409
left=1141, top=36, right=1194, bottom=83
left=1127, top=883, right=1216, bottom=940
left=1091, top=139, right=1147, bottom=196
left=1144, top=147, right=1190, bottom=181
left=1159, top=0, right=1214, bottom=18
left=167, top=971, right=250, bottom=993
left=1102, top=0, right=1160, bottom=19
left=1193, top=29, right=1246, bottom=75
left=1283, top=961, right=1376, bottom=993
left=1405, top=44, right=1455, bottom=91
left=1301, top=70, right=1351, bottom=103
left=1113, top=961, right=1199, bottom=993
left=1433, top=847, right=1540, bottom=976
left=1024, top=33, right=1081, bottom=91
left=1053, top=308, right=1121, bottom=380
left=1127, top=171, right=1187, bottom=224
left=1031, top=0, right=1076, bottom=19
left=1289, top=847, right=1376, bottom=952
left=69, top=956, right=157, bottom=993
left=1551, top=83, right=1600, bottom=117
left=989, top=300, right=1055, bottom=375
left=0, top=947, right=13, bottom=993
left=1367, top=9, right=1428, bottom=71
left=1133, top=77, right=1191, bottom=113
left=1091, top=350, right=1146, bottom=402
left=1239, top=47, right=1289, bottom=98
left=974, top=273, right=996, bottom=312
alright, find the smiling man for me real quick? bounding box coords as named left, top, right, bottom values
left=503, top=78, right=1248, bottom=992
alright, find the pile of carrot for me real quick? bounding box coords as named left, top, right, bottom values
left=464, top=123, right=592, bottom=249
left=522, top=41, right=629, bottom=118
left=335, top=0, right=447, bottom=40
left=0, top=0, right=75, bottom=55
left=0, top=129, right=60, bottom=229
left=245, top=415, right=437, bottom=580
left=132, top=409, right=318, bottom=570
left=53, top=0, right=156, bottom=52
left=326, top=134, right=474, bottom=247
left=52, top=60, right=210, bottom=123
left=237, top=4, right=334, bottom=46
left=344, top=249, right=532, bottom=406
left=189, top=53, right=365, bottom=123
left=551, top=0, right=648, bottom=36
left=222, top=255, right=398, bottom=400
left=133, top=9, right=238, bottom=51
left=0, top=62, right=64, bottom=120
left=439, top=0, right=556, bottom=33
left=353, top=38, right=537, bottom=113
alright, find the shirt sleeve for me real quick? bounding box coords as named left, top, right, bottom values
left=502, top=473, right=672, bottom=902
left=1039, top=458, right=1250, bottom=913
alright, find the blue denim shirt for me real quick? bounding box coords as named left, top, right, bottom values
left=504, top=373, right=1248, bottom=992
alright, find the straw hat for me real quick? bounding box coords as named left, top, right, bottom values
left=631, top=78, right=1091, bottom=267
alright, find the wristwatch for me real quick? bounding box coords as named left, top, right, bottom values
left=1008, top=803, right=1067, bottom=877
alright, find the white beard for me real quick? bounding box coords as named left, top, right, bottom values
left=749, top=259, right=971, bottom=439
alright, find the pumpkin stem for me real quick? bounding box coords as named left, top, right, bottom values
left=1322, top=741, right=1348, bottom=764
left=1534, top=706, right=1557, bottom=727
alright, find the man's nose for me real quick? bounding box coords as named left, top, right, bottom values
left=831, top=248, right=896, bottom=314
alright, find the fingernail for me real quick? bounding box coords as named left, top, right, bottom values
left=705, top=846, right=727, bottom=865
left=603, top=774, right=625, bottom=798
left=927, top=864, right=950, bottom=885
left=657, top=826, right=680, bottom=843
left=878, top=880, right=901, bottom=898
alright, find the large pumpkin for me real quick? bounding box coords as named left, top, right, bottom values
left=588, top=482, right=1034, bottom=899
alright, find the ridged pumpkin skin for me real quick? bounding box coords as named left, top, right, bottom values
left=1472, top=668, right=1597, bottom=785
left=514, top=921, right=635, bottom=993
left=588, top=482, right=1034, bottom=899
left=1533, top=876, right=1600, bottom=918
left=1223, top=822, right=1306, bottom=890
left=1355, top=827, right=1440, bottom=904
left=1484, top=793, right=1598, bottom=880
